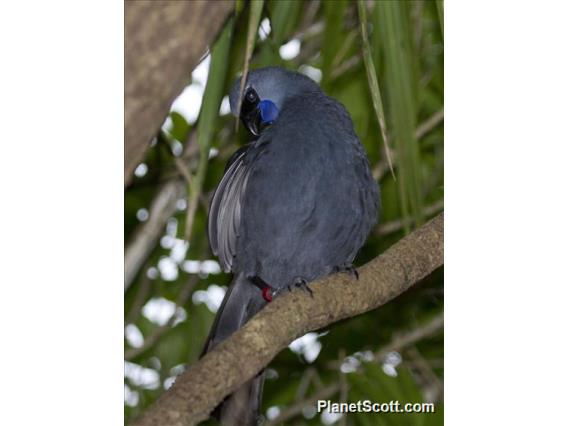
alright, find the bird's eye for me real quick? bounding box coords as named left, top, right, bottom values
left=245, top=89, right=258, bottom=104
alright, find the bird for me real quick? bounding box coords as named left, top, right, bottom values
left=203, top=66, right=379, bottom=425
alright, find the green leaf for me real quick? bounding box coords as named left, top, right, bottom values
left=256, top=0, right=302, bottom=67
left=237, top=0, right=265, bottom=114
left=268, top=0, right=300, bottom=44
left=436, top=0, right=444, bottom=39
left=169, top=111, right=190, bottom=143
left=183, top=17, right=235, bottom=241
left=321, top=0, right=347, bottom=89
left=357, top=0, right=395, bottom=180
left=374, top=1, right=425, bottom=227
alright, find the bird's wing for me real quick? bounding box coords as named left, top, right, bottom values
left=208, top=148, right=251, bottom=273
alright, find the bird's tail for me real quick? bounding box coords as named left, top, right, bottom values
left=202, top=273, right=266, bottom=426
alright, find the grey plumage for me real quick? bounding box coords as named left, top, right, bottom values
left=204, top=67, right=379, bottom=425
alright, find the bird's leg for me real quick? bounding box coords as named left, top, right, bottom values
left=293, top=277, right=313, bottom=297
left=251, top=276, right=274, bottom=302
left=333, top=263, right=359, bottom=280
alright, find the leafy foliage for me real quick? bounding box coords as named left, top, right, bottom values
left=125, top=1, right=443, bottom=424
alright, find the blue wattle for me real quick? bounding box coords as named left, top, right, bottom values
left=259, top=100, right=279, bottom=124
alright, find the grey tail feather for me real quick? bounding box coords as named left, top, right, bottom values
left=201, top=273, right=266, bottom=425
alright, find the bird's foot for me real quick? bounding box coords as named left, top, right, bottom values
left=293, top=277, right=313, bottom=297
left=251, top=276, right=274, bottom=302
left=334, top=263, right=359, bottom=280
left=272, top=277, right=313, bottom=298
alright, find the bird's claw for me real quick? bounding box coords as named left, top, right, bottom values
left=293, top=277, right=313, bottom=297
left=334, top=263, right=359, bottom=280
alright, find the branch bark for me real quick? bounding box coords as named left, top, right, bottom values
left=125, top=0, right=234, bottom=187
left=132, top=213, right=444, bottom=426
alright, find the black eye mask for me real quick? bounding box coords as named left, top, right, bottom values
left=240, top=88, right=279, bottom=136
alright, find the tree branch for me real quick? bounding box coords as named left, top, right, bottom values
left=132, top=213, right=444, bottom=426
left=125, top=0, right=234, bottom=186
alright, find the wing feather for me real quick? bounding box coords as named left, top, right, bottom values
left=208, top=150, right=251, bottom=272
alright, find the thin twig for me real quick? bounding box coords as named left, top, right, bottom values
left=358, top=0, right=396, bottom=180
left=330, top=55, right=362, bottom=80
left=332, top=31, right=358, bottom=70
left=374, top=313, right=444, bottom=361
left=415, top=109, right=444, bottom=140
left=405, top=346, right=444, bottom=403
left=125, top=275, right=199, bottom=360
left=326, top=312, right=444, bottom=371
left=125, top=265, right=153, bottom=325
left=235, top=0, right=264, bottom=131
left=376, top=200, right=444, bottom=236
left=174, top=157, right=193, bottom=185
left=371, top=108, right=445, bottom=181
left=125, top=179, right=186, bottom=291
left=275, top=313, right=445, bottom=425
left=338, top=349, right=348, bottom=426
left=294, top=367, right=315, bottom=401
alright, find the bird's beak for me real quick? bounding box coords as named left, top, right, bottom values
left=240, top=105, right=262, bottom=136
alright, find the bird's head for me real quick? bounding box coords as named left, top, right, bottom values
left=229, top=67, right=321, bottom=136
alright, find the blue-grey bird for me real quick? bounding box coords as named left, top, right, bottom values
left=203, top=67, right=379, bottom=425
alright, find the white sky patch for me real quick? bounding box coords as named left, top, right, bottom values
left=266, top=406, right=280, bottom=420
left=125, top=324, right=144, bottom=348
left=356, top=350, right=375, bottom=363
left=157, top=256, right=178, bottom=281
left=303, top=405, right=317, bottom=419
left=340, top=355, right=361, bottom=374
left=209, top=147, right=219, bottom=159
left=382, top=351, right=402, bottom=377
left=148, top=357, right=161, bottom=371
left=279, top=38, right=301, bottom=60
left=171, top=140, right=183, bottom=157
left=142, top=297, right=176, bottom=326
left=170, top=239, right=189, bottom=263
left=182, top=260, right=200, bottom=274
left=146, top=266, right=159, bottom=280
left=162, top=116, right=173, bottom=133
left=258, top=18, right=271, bottom=41
left=201, top=260, right=221, bottom=274
left=170, top=85, right=203, bottom=125
left=322, top=409, right=343, bottom=425
left=170, top=364, right=186, bottom=376
left=219, top=95, right=231, bottom=116
left=124, top=384, right=139, bottom=407
left=192, top=284, right=226, bottom=313
left=176, top=198, right=187, bottom=211
left=181, top=259, right=221, bottom=275
left=136, top=208, right=149, bottom=222
left=124, top=361, right=160, bottom=390
left=192, top=54, right=211, bottom=86
left=166, top=218, right=178, bottom=235
left=170, top=54, right=211, bottom=124
left=160, top=235, right=175, bottom=249
left=171, top=306, right=187, bottom=327
left=134, top=163, right=148, bottom=178
left=289, top=332, right=322, bottom=363
left=163, top=376, right=176, bottom=390
left=299, top=65, right=323, bottom=83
